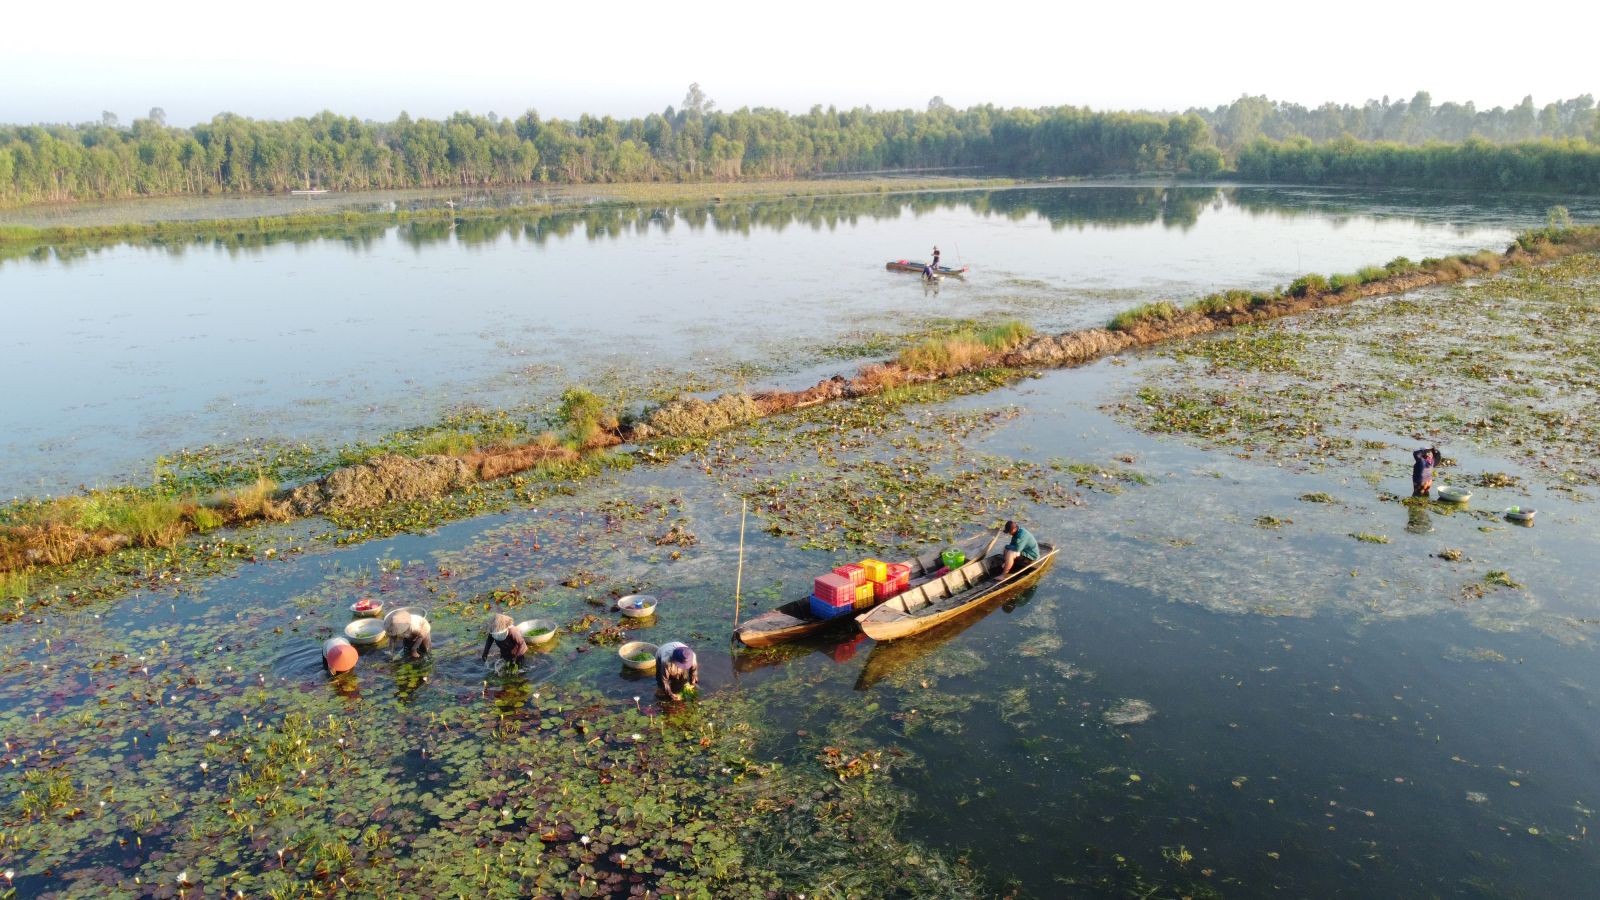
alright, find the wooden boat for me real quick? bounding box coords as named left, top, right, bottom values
left=857, top=543, right=1056, bottom=641
left=886, top=259, right=969, bottom=277
left=733, top=535, right=994, bottom=648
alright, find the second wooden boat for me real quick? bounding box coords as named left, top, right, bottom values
left=857, top=542, right=1057, bottom=641
left=733, top=535, right=994, bottom=648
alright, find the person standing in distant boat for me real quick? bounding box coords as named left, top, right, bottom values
left=922, top=246, right=942, bottom=280
left=1412, top=447, right=1441, bottom=496
left=998, top=520, right=1040, bottom=576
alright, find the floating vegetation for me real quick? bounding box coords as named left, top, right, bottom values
left=1299, top=492, right=1338, bottom=504
left=1103, top=698, right=1156, bottom=726
left=1255, top=515, right=1290, bottom=529
left=1350, top=532, right=1390, bottom=544
left=1118, top=249, right=1600, bottom=491
left=1485, top=571, right=1525, bottom=590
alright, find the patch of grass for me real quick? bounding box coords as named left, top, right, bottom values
left=0, top=570, right=29, bottom=599
left=213, top=475, right=287, bottom=521
left=107, top=497, right=188, bottom=548
left=895, top=321, right=1033, bottom=374
left=1108, top=301, right=1180, bottom=332
left=1287, top=274, right=1329, bottom=298
left=1349, top=531, right=1389, bottom=544
left=413, top=430, right=480, bottom=456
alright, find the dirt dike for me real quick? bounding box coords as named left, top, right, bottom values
left=287, top=454, right=477, bottom=516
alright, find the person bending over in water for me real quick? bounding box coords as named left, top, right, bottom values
left=481, top=613, right=528, bottom=664
left=1412, top=447, right=1441, bottom=496
left=998, top=520, right=1040, bottom=576
left=655, top=641, right=699, bottom=700
left=385, top=609, right=433, bottom=659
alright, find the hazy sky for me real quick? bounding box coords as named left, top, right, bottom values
left=5, top=0, right=1594, bottom=126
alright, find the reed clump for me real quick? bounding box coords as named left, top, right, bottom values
left=896, top=321, right=1034, bottom=373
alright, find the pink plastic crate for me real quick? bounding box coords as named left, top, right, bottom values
left=813, top=572, right=855, bottom=604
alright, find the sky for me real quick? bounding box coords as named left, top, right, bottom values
left=5, top=0, right=1596, bottom=126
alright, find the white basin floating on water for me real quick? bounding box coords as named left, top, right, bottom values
left=516, top=619, right=559, bottom=645
left=343, top=618, right=388, bottom=646
left=616, top=595, right=658, bottom=618
left=1436, top=486, right=1472, bottom=503
left=1505, top=506, right=1537, bottom=523
left=619, top=641, right=658, bottom=670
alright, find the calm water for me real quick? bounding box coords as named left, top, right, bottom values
left=4, top=183, right=1589, bottom=498
left=3, top=184, right=1599, bottom=896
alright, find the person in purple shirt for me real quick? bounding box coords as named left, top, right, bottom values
left=655, top=641, right=699, bottom=700
left=480, top=613, right=528, bottom=664
left=1412, top=447, right=1441, bottom=496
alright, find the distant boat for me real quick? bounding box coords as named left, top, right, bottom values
left=886, top=259, right=968, bottom=277
left=290, top=189, right=329, bottom=195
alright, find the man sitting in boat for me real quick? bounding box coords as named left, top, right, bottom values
left=655, top=641, right=699, bottom=700
left=998, top=520, right=1040, bottom=576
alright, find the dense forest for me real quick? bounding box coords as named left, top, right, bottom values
left=1197, top=91, right=1598, bottom=147
left=3, top=87, right=1598, bottom=205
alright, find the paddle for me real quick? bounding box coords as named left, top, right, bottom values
left=980, top=526, right=1005, bottom=561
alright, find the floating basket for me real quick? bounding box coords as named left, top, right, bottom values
left=1436, top=486, right=1472, bottom=503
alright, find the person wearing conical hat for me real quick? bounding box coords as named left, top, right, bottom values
left=384, top=609, right=432, bottom=659
left=480, top=613, right=528, bottom=664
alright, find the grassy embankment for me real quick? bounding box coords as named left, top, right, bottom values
left=6, top=225, right=1599, bottom=607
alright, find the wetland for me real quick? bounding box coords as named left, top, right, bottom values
left=3, top=182, right=1600, bottom=897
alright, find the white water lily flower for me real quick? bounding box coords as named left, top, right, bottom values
left=177, top=871, right=188, bottom=884
left=199, top=762, right=208, bottom=772
left=580, top=835, right=591, bottom=845
left=631, top=733, right=643, bottom=741
left=209, top=729, right=220, bottom=737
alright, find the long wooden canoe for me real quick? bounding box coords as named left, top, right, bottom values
left=886, top=260, right=969, bottom=277
left=733, top=535, right=994, bottom=648
left=857, top=543, right=1057, bottom=642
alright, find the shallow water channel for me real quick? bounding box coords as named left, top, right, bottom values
left=3, top=184, right=1598, bottom=897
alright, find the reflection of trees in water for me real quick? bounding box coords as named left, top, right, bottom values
left=15, top=182, right=1542, bottom=268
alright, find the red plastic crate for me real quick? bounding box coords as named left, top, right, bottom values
left=833, top=564, right=866, bottom=588
left=813, top=572, right=855, bottom=604
left=874, top=575, right=909, bottom=600
left=886, top=562, right=912, bottom=580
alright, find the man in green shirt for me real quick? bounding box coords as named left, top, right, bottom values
left=999, top=520, right=1040, bottom=576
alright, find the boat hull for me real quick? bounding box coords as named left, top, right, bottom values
left=858, top=544, right=1056, bottom=641
left=886, top=260, right=968, bottom=276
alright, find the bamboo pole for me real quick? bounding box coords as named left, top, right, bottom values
left=731, top=498, right=748, bottom=634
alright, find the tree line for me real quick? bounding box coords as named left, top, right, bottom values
left=0, top=86, right=1224, bottom=205
left=1199, top=92, right=1599, bottom=148
left=1235, top=138, right=1600, bottom=193
left=4, top=87, right=1599, bottom=206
